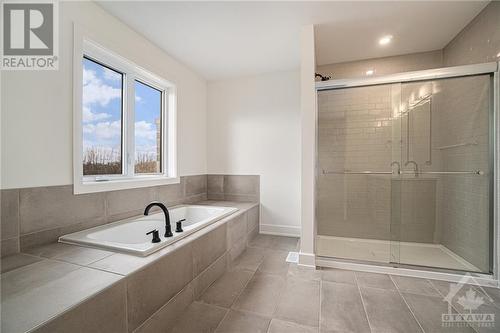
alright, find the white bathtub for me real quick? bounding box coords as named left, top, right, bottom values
left=59, top=205, right=238, bottom=256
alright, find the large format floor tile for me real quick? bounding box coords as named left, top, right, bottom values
left=248, top=234, right=298, bottom=251
left=321, top=268, right=357, bottom=285
left=355, top=271, right=396, bottom=290
left=360, top=286, right=422, bottom=333
left=215, top=309, right=270, bottom=333
left=402, top=292, right=475, bottom=333
left=169, top=301, right=227, bottom=333
left=230, top=247, right=266, bottom=272
left=268, top=319, right=318, bottom=333
left=275, top=277, right=320, bottom=327
left=232, top=272, right=285, bottom=316
left=320, top=281, right=371, bottom=333
left=392, top=275, right=440, bottom=296
left=171, top=235, right=500, bottom=333
left=257, top=250, right=290, bottom=276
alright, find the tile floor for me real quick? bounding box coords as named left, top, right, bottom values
left=169, top=235, right=500, bottom=333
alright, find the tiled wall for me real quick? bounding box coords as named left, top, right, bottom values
left=1, top=174, right=260, bottom=257
left=317, top=85, right=438, bottom=243
left=433, top=75, right=491, bottom=272
left=316, top=85, right=394, bottom=240
left=443, top=1, right=500, bottom=67
left=316, top=50, right=443, bottom=79
left=207, top=175, right=260, bottom=202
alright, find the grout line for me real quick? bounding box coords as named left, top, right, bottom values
left=389, top=275, right=425, bottom=333
left=354, top=271, right=374, bottom=333
left=214, top=246, right=260, bottom=332
left=427, top=280, right=481, bottom=333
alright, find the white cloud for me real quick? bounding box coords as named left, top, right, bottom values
left=135, top=121, right=157, bottom=141
left=83, top=68, right=121, bottom=107
left=135, top=95, right=142, bottom=102
left=82, top=106, right=111, bottom=123
left=103, top=67, right=121, bottom=82
left=83, top=120, right=121, bottom=140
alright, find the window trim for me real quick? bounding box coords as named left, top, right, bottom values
left=73, top=27, right=178, bottom=194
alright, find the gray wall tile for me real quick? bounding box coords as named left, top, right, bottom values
left=7, top=174, right=258, bottom=251
left=223, top=175, right=259, bottom=197
left=185, top=175, right=207, bottom=196
left=246, top=206, right=259, bottom=235
left=192, top=224, right=227, bottom=276
left=192, top=253, right=228, bottom=299
left=207, top=175, right=260, bottom=202
left=105, top=187, right=157, bottom=218
left=1, top=237, right=19, bottom=257
left=20, top=217, right=106, bottom=250
left=135, top=284, right=194, bottom=333
left=157, top=178, right=185, bottom=205
left=127, top=244, right=193, bottom=331
left=1, top=189, right=19, bottom=240
left=207, top=175, right=224, bottom=194
left=227, top=213, right=247, bottom=249
left=19, top=185, right=105, bottom=235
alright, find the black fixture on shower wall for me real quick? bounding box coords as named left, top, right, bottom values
left=315, top=73, right=331, bottom=81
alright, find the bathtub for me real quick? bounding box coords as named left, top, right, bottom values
left=59, top=205, right=238, bottom=256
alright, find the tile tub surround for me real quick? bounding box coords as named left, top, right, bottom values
left=0, top=201, right=259, bottom=333
left=207, top=175, right=260, bottom=202
left=0, top=174, right=260, bottom=255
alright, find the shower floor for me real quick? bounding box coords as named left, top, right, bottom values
left=316, top=235, right=480, bottom=272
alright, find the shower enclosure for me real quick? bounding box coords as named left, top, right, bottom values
left=315, top=63, right=497, bottom=274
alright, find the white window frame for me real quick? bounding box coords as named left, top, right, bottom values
left=73, top=29, right=178, bottom=194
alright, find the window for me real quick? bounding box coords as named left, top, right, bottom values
left=74, top=36, right=178, bottom=194
left=134, top=80, right=162, bottom=174
left=82, top=57, right=124, bottom=176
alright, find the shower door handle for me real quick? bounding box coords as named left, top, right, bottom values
left=400, top=170, right=484, bottom=175
left=322, top=170, right=393, bottom=175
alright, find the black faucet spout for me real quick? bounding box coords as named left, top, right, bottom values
left=144, top=202, right=173, bottom=237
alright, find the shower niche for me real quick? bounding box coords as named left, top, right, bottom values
left=316, top=72, right=492, bottom=274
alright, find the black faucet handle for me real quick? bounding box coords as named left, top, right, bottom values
left=146, top=229, right=161, bottom=243
left=176, top=219, right=186, bottom=233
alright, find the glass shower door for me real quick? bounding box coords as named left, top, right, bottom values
left=392, top=74, right=493, bottom=273
left=316, top=83, right=401, bottom=265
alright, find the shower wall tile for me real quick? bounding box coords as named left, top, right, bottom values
left=316, top=50, right=443, bottom=79
left=443, top=1, right=500, bottom=67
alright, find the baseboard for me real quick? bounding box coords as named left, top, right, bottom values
left=259, top=224, right=301, bottom=237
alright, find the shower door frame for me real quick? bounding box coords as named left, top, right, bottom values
left=315, top=62, right=499, bottom=284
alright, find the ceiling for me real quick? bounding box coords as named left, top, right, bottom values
left=98, top=1, right=488, bottom=80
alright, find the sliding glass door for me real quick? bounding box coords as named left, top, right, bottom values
left=316, top=70, right=494, bottom=274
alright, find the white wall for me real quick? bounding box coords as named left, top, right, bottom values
left=1, top=1, right=207, bottom=189
left=207, top=71, right=301, bottom=236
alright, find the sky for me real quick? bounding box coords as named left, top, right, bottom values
left=82, top=58, right=161, bottom=164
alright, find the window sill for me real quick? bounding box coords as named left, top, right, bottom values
left=73, top=176, right=180, bottom=194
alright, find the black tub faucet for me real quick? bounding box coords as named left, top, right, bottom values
left=144, top=202, right=173, bottom=237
